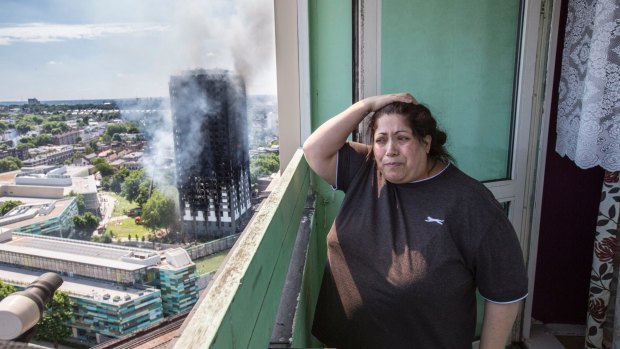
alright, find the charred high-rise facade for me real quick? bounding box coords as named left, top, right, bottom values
left=169, top=69, right=251, bottom=239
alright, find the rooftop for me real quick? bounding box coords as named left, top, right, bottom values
left=0, top=232, right=159, bottom=271
left=0, top=264, right=158, bottom=306
left=0, top=170, right=19, bottom=185
left=0, top=198, right=73, bottom=229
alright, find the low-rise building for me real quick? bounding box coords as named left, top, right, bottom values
left=53, top=129, right=80, bottom=145
left=156, top=248, right=199, bottom=316
left=0, top=264, right=163, bottom=344
left=84, top=153, right=97, bottom=163
left=12, top=166, right=99, bottom=213
left=0, top=231, right=198, bottom=344
left=23, top=145, right=75, bottom=166
left=121, top=151, right=143, bottom=162
left=0, top=198, right=77, bottom=237
left=0, top=147, right=28, bottom=161
left=123, top=161, right=141, bottom=170
left=109, top=158, right=126, bottom=169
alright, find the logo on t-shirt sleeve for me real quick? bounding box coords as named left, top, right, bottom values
left=425, top=216, right=444, bottom=225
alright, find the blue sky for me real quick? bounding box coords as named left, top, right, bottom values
left=0, top=0, right=276, bottom=101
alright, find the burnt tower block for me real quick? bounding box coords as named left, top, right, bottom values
left=169, top=69, right=251, bottom=239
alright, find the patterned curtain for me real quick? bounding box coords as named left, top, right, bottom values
left=586, top=171, right=620, bottom=348
left=556, top=0, right=620, bottom=172
left=556, top=1, right=620, bottom=346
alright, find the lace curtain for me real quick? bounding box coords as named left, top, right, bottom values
left=556, top=0, right=620, bottom=172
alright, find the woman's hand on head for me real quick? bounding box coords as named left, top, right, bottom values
left=360, top=93, right=418, bottom=114
left=303, top=92, right=417, bottom=186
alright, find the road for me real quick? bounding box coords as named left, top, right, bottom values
left=98, top=192, right=117, bottom=225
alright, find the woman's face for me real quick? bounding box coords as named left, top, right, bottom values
left=373, top=114, right=431, bottom=183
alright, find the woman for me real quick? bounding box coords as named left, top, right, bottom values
left=303, top=93, right=528, bottom=349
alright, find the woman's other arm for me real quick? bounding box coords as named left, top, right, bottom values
left=302, top=93, right=416, bottom=185
left=479, top=300, right=521, bottom=349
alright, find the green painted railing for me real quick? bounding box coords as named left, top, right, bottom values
left=173, top=150, right=313, bottom=349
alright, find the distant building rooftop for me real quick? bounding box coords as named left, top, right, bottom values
left=0, top=232, right=160, bottom=271
left=67, top=175, right=98, bottom=196
left=0, top=264, right=158, bottom=306
left=0, top=198, right=72, bottom=229
left=0, top=170, right=20, bottom=185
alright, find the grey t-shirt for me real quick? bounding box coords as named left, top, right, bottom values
left=312, top=142, right=528, bottom=349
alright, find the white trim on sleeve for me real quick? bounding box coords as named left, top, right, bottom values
left=481, top=293, right=528, bottom=305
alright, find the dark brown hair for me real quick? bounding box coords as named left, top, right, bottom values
left=368, top=102, right=454, bottom=163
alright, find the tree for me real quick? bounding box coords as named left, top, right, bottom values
left=73, top=212, right=100, bottom=232
left=94, top=158, right=114, bottom=177
left=250, top=153, right=280, bottom=179
left=0, top=156, right=23, bottom=173
left=105, top=122, right=136, bottom=138
left=135, top=180, right=152, bottom=207
left=141, top=190, right=177, bottom=235
left=127, top=124, right=140, bottom=134
left=31, top=115, right=44, bottom=125
left=121, top=169, right=148, bottom=203
left=67, top=191, right=86, bottom=214
left=41, top=121, right=69, bottom=134
left=19, top=136, right=34, bottom=144
left=89, top=139, right=99, bottom=152
left=17, top=142, right=34, bottom=151
left=83, top=212, right=100, bottom=230
left=0, top=200, right=23, bottom=216
left=0, top=280, right=15, bottom=301
left=108, top=167, right=129, bottom=193
left=91, top=157, right=106, bottom=166
left=15, top=121, right=32, bottom=134
left=34, top=290, right=73, bottom=349
left=41, top=123, right=53, bottom=133
left=90, top=231, right=113, bottom=243
left=34, top=134, right=53, bottom=146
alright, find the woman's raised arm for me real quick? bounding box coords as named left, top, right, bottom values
left=302, top=93, right=416, bottom=186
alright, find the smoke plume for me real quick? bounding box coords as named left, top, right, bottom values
left=122, top=0, right=274, bottom=194
left=170, top=0, right=275, bottom=94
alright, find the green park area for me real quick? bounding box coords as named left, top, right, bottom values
left=104, top=192, right=151, bottom=240
left=194, top=249, right=230, bottom=275
left=105, top=217, right=151, bottom=241
left=108, top=192, right=137, bottom=217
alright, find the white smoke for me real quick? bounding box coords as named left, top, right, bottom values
left=142, top=110, right=175, bottom=187
left=230, top=0, right=276, bottom=94
left=118, top=100, right=175, bottom=188
left=169, top=0, right=276, bottom=94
